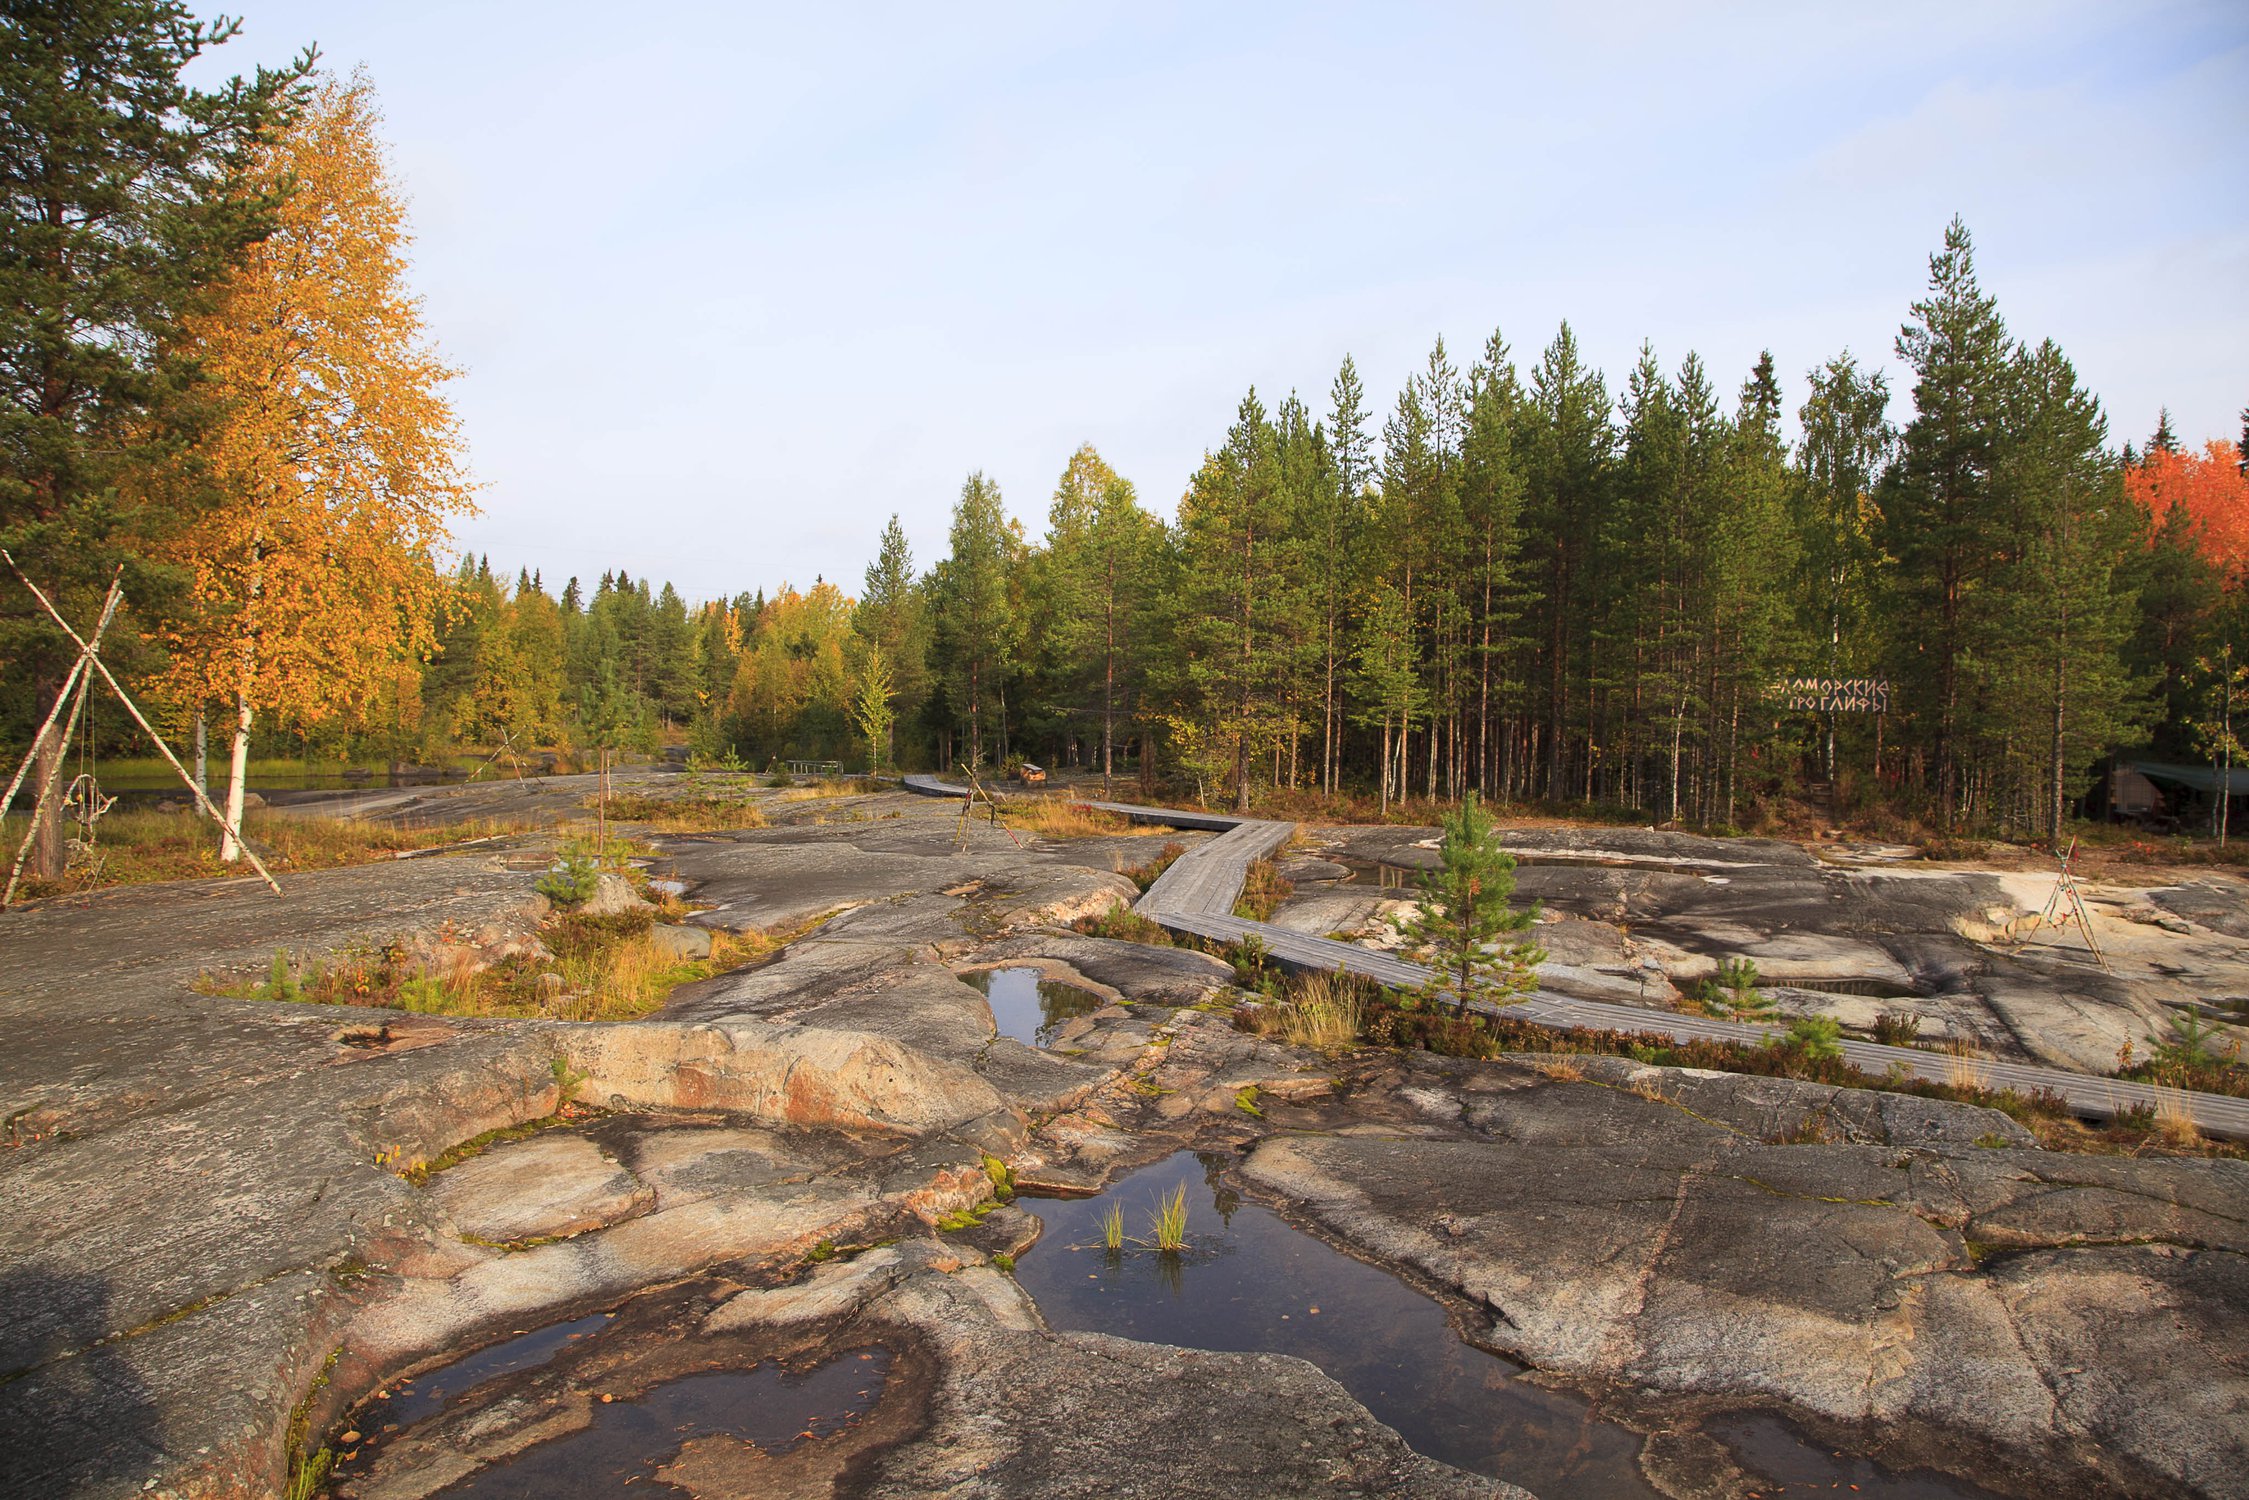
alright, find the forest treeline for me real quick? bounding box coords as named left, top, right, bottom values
left=414, top=243, right=2249, bottom=839
left=5, top=6, right=2248, bottom=854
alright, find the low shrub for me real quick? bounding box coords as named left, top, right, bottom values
left=1872, top=1010, right=1926, bottom=1047
left=1121, top=841, right=1186, bottom=892
left=1073, top=905, right=1174, bottom=946
left=1232, top=859, right=1294, bottom=921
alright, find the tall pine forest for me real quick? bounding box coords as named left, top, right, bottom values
left=318, top=220, right=2249, bottom=840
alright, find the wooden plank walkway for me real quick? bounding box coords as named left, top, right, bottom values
left=900, top=773, right=2249, bottom=1138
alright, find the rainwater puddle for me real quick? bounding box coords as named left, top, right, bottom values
left=1016, top=1152, right=1994, bottom=1500
left=1333, top=858, right=1419, bottom=890
left=382, top=1313, right=612, bottom=1425
left=418, top=1347, right=891, bottom=1498
left=966, top=966, right=1103, bottom=1047
left=1713, top=1413, right=1995, bottom=1498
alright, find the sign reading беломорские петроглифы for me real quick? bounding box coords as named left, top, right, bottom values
left=1777, top=676, right=1892, bottom=713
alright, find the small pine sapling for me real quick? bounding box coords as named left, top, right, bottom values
left=1389, top=793, right=1545, bottom=1019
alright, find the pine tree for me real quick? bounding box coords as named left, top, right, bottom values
left=930, top=474, right=1017, bottom=770
left=1348, top=581, right=1421, bottom=813
left=1316, top=355, right=1376, bottom=792
left=1043, top=445, right=1157, bottom=791
left=1165, top=390, right=1300, bottom=810
left=1794, top=352, right=1894, bottom=801
left=1886, top=217, right=2015, bottom=823
left=1980, top=340, right=2146, bottom=836
left=1390, top=792, right=1544, bottom=1017
left=1459, top=330, right=1531, bottom=800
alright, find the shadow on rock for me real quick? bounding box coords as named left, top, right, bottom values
left=0, top=1268, right=163, bottom=1499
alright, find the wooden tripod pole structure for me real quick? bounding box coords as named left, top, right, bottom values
left=2, top=552, right=282, bottom=903
left=952, top=763, right=1024, bottom=852
left=0, top=576, right=119, bottom=822
left=2033, top=836, right=2108, bottom=971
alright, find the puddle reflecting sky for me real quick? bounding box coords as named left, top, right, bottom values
left=968, top=966, right=1104, bottom=1047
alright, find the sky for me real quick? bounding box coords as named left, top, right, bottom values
left=190, top=1, right=2249, bottom=604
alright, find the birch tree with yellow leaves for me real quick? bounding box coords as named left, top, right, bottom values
left=152, top=74, right=472, bottom=859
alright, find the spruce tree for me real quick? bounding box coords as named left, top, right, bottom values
left=1390, top=792, right=1544, bottom=1017
left=2149, top=408, right=2180, bottom=455
left=856, top=515, right=931, bottom=758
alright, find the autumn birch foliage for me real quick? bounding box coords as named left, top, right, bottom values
left=153, top=75, right=472, bottom=859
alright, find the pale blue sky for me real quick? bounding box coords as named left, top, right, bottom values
left=194, top=2, right=2249, bottom=602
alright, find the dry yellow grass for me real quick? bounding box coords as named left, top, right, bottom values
left=1280, top=969, right=1366, bottom=1051
left=772, top=777, right=878, bottom=803
left=1945, top=1038, right=1990, bottom=1093
left=598, top=793, right=768, bottom=834
left=1000, top=797, right=1149, bottom=840
left=1, top=809, right=530, bottom=899
left=2153, top=1084, right=2202, bottom=1147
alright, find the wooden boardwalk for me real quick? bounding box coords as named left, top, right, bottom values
left=902, top=775, right=2249, bottom=1139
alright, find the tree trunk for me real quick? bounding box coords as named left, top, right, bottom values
left=27, top=716, right=68, bottom=881
left=1101, top=613, right=1116, bottom=796
left=220, top=694, right=253, bottom=863
left=1380, top=715, right=1392, bottom=817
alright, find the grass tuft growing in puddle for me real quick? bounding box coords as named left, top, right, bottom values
left=1148, top=1183, right=1190, bottom=1251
